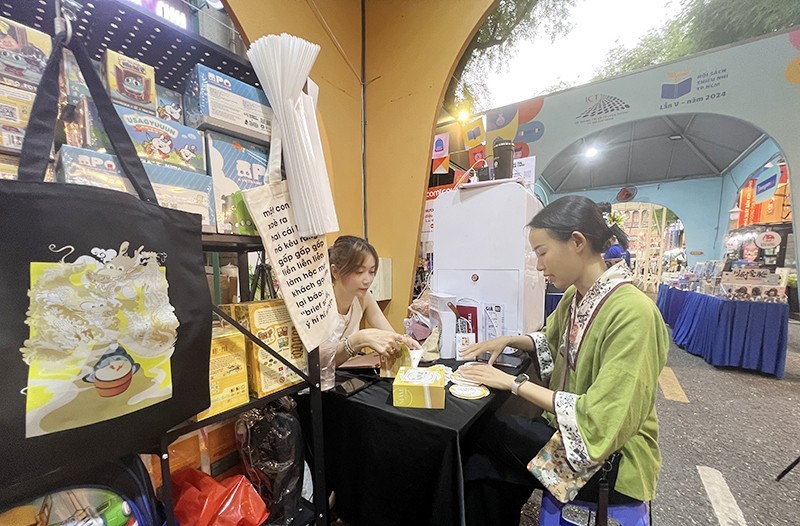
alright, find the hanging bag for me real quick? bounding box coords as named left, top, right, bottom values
left=0, top=32, right=211, bottom=507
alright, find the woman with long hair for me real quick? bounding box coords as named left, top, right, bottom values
left=459, top=195, right=667, bottom=524
left=327, top=235, right=419, bottom=366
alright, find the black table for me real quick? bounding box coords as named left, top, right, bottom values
left=321, top=359, right=528, bottom=526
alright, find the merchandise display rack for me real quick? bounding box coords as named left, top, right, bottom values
left=202, top=233, right=264, bottom=302
left=0, top=1, right=328, bottom=524
left=1, top=0, right=259, bottom=91
left=154, top=238, right=328, bottom=526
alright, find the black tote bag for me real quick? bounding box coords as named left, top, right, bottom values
left=0, top=32, right=211, bottom=507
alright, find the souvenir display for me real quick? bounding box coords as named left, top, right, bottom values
left=102, top=49, right=157, bottom=114
left=0, top=15, right=50, bottom=92
left=184, top=63, right=272, bottom=143
left=206, top=130, right=268, bottom=235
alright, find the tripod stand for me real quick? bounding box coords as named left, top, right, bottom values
left=250, top=251, right=277, bottom=301
left=776, top=455, right=800, bottom=481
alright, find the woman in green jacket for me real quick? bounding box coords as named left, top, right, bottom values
left=459, top=195, right=668, bottom=525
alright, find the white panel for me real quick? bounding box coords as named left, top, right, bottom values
left=433, top=183, right=538, bottom=270
left=435, top=269, right=521, bottom=337
left=431, top=181, right=545, bottom=337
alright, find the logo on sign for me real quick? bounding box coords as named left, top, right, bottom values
left=576, top=94, right=630, bottom=119
left=754, top=164, right=781, bottom=203
left=661, top=71, right=692, bottom=100
left=756, top=231, right=782, bottom=249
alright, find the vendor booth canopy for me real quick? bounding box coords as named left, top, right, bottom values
left=542, top=113, right=765, bottom=193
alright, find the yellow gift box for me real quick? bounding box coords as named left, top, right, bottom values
left=380, top=343, right=413, bottom=378
left=392, top=367, right=445, bottom=409
left=196, top=327, right=249, bottom=421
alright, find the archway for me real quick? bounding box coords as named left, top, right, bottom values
left=437, top=27, right=800, bottom=270
left=539, top=112, right=783, bottom=267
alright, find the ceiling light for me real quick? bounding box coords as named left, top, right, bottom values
left=585, top=147, right=598, bottom=158
left=668, top=134, right=683, bottom=140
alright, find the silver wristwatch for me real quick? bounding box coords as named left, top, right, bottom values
left=511, top=373, right=529, bottom=395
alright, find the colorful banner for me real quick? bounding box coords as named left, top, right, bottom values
left=462, top=117, right=485, bottom=150
left=432, top=133, right=449, bottom=159
left=738, top=178, right=759, bottom=227
left=759, top=165, right=792, bottom=224
left=432, top=132, right=450, bottom=174
left=754, top=164, right=781, bottom=203
left=468, top=144, right=486, bottom=168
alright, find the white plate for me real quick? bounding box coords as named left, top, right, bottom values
left=449, top=384, right=490, bottom=400
left=451, top=372, right=480, bottom=387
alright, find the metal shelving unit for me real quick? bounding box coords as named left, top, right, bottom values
left=0, top=1, right=327, bottom=524
left=158, top=205, right=327, bottom=526
left=1, top=0, right=260, bottom=91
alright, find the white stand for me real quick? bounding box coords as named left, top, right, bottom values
left=431, top=180, right=546, bottom=358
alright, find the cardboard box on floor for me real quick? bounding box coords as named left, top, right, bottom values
left=141, top=430, right=204, bottom=491
left=140, top=421, right=245, bottom=491
left=200, top=419, right=243, bottom=479
left=219, top=300, right=308, bottom=398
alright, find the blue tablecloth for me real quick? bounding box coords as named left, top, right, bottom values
left=657, top=285, right=788, bottom=378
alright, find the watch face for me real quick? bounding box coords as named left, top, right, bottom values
left=516, top=373, right=529, bottom=384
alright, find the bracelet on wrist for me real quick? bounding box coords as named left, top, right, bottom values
left=343, top=336, right=357, bottom=358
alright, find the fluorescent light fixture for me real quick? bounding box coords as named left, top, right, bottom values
left=668, top=134, right=683, bottom=140
left=585, top=147, right=599, bottom=158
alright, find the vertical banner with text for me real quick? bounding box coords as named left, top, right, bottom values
left=243, top=182, right=336, bottom=351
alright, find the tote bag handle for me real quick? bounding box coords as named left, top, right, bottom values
left=18, top=32, right=158, bottom=204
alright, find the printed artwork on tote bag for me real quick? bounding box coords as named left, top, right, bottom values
left=21, top=241, right=178, bottom=437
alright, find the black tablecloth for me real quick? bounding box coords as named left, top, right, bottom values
left=321, top=359, right=526, bottom=526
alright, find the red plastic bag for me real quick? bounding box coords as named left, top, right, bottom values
left=172, top=468, right=269, bottom=526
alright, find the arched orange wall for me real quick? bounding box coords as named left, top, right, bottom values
left=363, top=0, right=495, bottom=327
left=226, top=0, right=364, bottom=238
left=227, top=0, right=496, bottom=328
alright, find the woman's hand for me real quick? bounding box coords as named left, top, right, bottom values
left=458, top=336, right=512, bottom=365
left=400, top=334, right=422, bottom=350
left=353, top=328, right=418, bottom=357
left=457, top=364, right=514, bottom=391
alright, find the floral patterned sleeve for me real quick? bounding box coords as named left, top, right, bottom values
left=553, top=391, right=600, bottom=470
left=528, top=331, right=555, bottom=384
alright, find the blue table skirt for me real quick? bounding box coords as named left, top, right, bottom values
left=657, top=285, right=788, bottom=378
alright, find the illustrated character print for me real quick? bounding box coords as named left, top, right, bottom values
left=122, top=72, right=145, bottom=100
left=0, top=48, right=26, bottom=76
left=82, top=345, right=141, bottom=398
left=178, top=144, right=197, bottom=163
left=21, top=241, right=179, bottom=437
left=158, top=102, right=182, bottom=122
left=143, top=132, right=173, bottom=160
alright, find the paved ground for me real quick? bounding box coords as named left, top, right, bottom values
left=520, top=320, right=800, bottom=525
